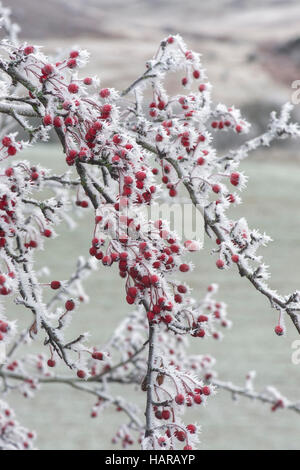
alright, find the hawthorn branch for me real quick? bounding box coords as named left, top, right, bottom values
left=211, top=378, right=300, bottom=415
left=136, top=136, right=300, bottom=335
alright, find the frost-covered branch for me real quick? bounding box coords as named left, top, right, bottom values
left=212, top=377, right=300, bottom=415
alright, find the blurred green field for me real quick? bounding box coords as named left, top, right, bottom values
left=3, top=144, right=300, bottom=450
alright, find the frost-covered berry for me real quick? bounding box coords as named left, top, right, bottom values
left=68, top=83, right=79, bottom=94
left=176, top=430, right=186, bottom=442
left=231, top=254, right=239, bottom=263
left=77, top=370, right=86, bottom=379
left=65, top=300, right=75, bottom=311
left=92, top=352, right=103, bottom=360
left=41, top=64, right=54, bottom=76
left=162, top=409, right=170, bottom=420
left=50, top=281, right=61, bottom=290
left=230, top=172, right=240, bottom=186
left=187, top=424, right=196, bottom=434
left=43, top=115, right=52, bottom=126
left=100, top=88, right=110, bottom=98
left=2, top=136, right=11, bottom=147
left=7, top=145, right=17, bottom=156
left=212, top=184, right=221, bottom=194
left=194, top=394, right=202, bottom=404
left=67, top=58, right=77, bottom=69
left=24, top=46, right=34, bottom=55
left=84, top=77, right=93, bottom=85
left=275, top=325, right=284, bottom=336
left=69, top=50, right=79, bottom=58
left=179, top=264, right=189, bottom=273
left=53, top=116, right=62, bottom=128
left=175, top=394, right=184, bottom=405
left=216, top=259, right=224, bottom=269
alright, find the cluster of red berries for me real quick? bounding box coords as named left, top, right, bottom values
left=211, top=120, right=243, bottom=133
left=149, top=98, right=167, bottom=118
left=0, top=405, right=35, bottom=449
left=157, top=422, right=197, bottom=449
left=1, top=136, right=17, bottom=157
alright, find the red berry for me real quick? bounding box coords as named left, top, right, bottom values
left=7, top=146, right=16, bottom=156
left=43, top=229, right=52, bottom=238
left=77, top=370, right=86, bottom=379
left=231, top=254, right=239, bottom=263
left=31, top=172, right=39, bottom=180
left=124, top=176, right=133, bottom=185
left=198, top=315, right=208, bottom=322
left=194, top=394, right=202, bottom=404
left=2, top=137, right=11, bottom=147
left=0, top=322, right=8, bottom=333
left=100, top=88, right=110, bottom=98
left=92, top=352, right=103, bottom=360
left=24, top=46, right=34, bottom=55
left=50, top=280, right=61, bottom=290
left=70, top=50, right=79, bottom=58
left=147, top=311, right=155, bottom=322
left=150, top=274, right=159, bottom=285
left=43, top=115, right=52, bottom=126
left=178, top=285, right=187, bottom=294
left=128, top=287, right=137, bottom=298
left=275, top=325, right=284, bottom=336
left=202, top=386, right=211, bottom=396
left=67, top=58, right=77, bottom=69
left=47, top=359, right=56, bottom=368
left=83, top=77, right=92, bottom=85
left=212, top=184, right=221, bottom=194
left=41, top=64, right=54, bottom=76
left=216, top=259, right=224, bottom=269
left=179, top=264, right=189, bottom=273
left=68, top=83, right=79, bottom=94
left=187, top=424, right=196, bottom=434
left=136, top=171, right=146, bottom=181
left=230, top=172, right=240, bottom=186
left=175, top=394, right=184, bottom=405
left=65, top=300, right=75, bottom=311
left=176, top=431, right=186, bottom=442
left=53, top=116, right=62, bottom=128
left=126, top=295, right=135, bottom=305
